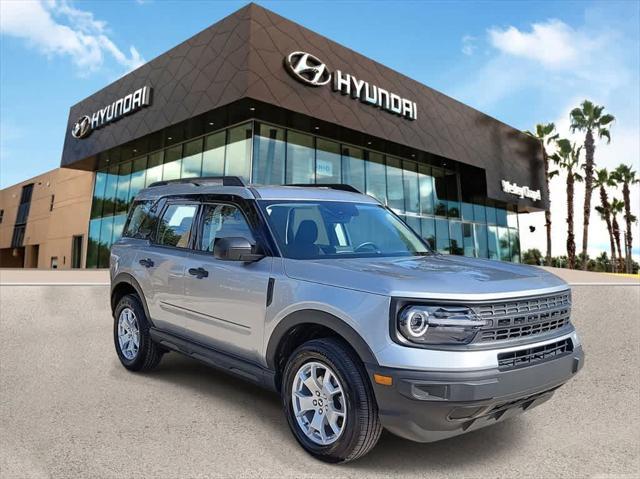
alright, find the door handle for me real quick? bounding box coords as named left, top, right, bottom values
left=139, top=258, right=154, bottom=268
left=188, top=267, right=209, bottom=279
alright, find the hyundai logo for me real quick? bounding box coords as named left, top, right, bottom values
left=71, top=115, right=92, bottom=139
left=285, top=51, right=331, bottom=86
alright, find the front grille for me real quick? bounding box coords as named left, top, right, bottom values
left=473, top=291, right=571, bottom=343
left=497, top=338, right=573, bottom=369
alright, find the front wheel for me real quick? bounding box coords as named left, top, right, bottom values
left=113, top=294, right=163, bottom=372
left=281, top=338, right=382, bottom=463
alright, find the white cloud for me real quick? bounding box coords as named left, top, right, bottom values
left=461, top=35, right=477, bottom=56
left=0, top=0, right=143, bottom=74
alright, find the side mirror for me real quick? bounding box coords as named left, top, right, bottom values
left=214, top=237, right=264, bottom=262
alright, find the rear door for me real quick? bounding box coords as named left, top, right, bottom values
left=134, top=200, right=199, bottom=335
left=181, top=200, right=272, bottom=361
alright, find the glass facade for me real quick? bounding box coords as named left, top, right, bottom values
left=86, top=120, right=520, bottom=267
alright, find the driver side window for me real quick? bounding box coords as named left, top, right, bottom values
left=198, top=203, right=254, bottom=252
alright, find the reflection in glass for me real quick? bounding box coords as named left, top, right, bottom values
left=253, top=123, right=285, bottom=184
left=386, top=157, right=404, bottom=211
left=432, top=168, right=447, bottom=217
left=499, top=227, right=511, bottom=261
left=162, top=145, right=182, bottom=181
left=90, top=171, right=108, bottom=219
left=225, top=123, right=252, bottom=180
left=473, top=203, right=486, bottom=223
left=286, top=131, right=315, bottom=184
left=181, top=138, right=203, bottom=178
left=462, top=202, right=474, bottom=221
left=86, top=218, right=101, bottom=268
left=418, top=164, right=434, bottom=215
left=102, top=165, right=119, bottom=218
left=435, top=218, right=449, bottom=254
left=509, top=227, right=521, bottom=262
left=98, top=216, right=114, bottom=268
left=462, top=222, right=475, bottom=257
left=474, top=224, right=488, bottom=258
left=486, top=206, right=497, bottom=225
left=404, top=215, right=421, bottom=235
left=421, top=217, right=436, bottom=250
left=341, top=146, right=365, bottom=192
left=202, top=131, right=225, bottom=176
left=488, top=225, right=499, bottom=260
left=128, top=156, right=147, bottom=204
left=145, top=151, right=163, bottom=187
left=496, top=208, right=508, bottom=227
left=449, top=221, right=463, bottom=255
left=365, top=152, right=386, bottom=203
left=316, top=138, right=341, bottom=184
left=402, top=160, right=419, bottom=214
left=115, top=161, right=131, bottom=215
left=111, top=213, right=127, bottom=245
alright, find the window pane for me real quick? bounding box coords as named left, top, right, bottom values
left=145, top=151, right=164, bottom=186
left=199, top=204, right=254, bottom=252
left=86, top=218, right=101, bottom=268
left=496, top=207, right=508, bottom=227
left=421, top=217, right=436, bottom=250
left=316, top=138, right=341, bottom=183
left=181, top=138, right=203, bottom=178
left=98, top=215, right=114, bottom=268
left=102, top=165, right=119, bottom=218
left=112, top=213, right=127, bottom=244
left=341, top=145, right=365, bottom=192
left=253, top=123, right=285, bottom=184
left=365, top=152, right=386, bottom=203
left=405, top=215, right=421, bottom=235
left=486, top=206, right=497, bottom=225
left=510, top=227, right=521, bottom=262
left=487, top=225, right=499, bottom=259
left=115, top=161, right=131, bottom=215
left=473, top=203, right=486, bottom=223
left=435, top=218, right=449, bottom=254
left=286, top=131, right=315, bottom=184
left=91, top=170, right=108, bottom=219
left=156, top=204, right=198, bottom=248
left=462, top=202, right=474, bottom=221
left=402, top=160, right=419, bottom=214
left=123, top=201, right=153, bottom=238
left=474, top=224, right=488, bottom=258
left=225, top=123, right=252, bottom=180
left=386, top=157, right=404, bottom=211
left=444, top=170, right=460, bottom=218
left=449, top=221, right=463, bottom=255
left=432, top=168, right=447, bottom=217
left=499, top=227, right=511, bottom=261
left=202, top=131, right=226, bottom=176
left=462, top=223, right=475, bottom=257
left=418, top=164, right=434, bottom=215
left=507, top=209, right=518, bottom=228
left=128, top=156, right=147, bottom=204
left=162, top=145, right=182, bottom=181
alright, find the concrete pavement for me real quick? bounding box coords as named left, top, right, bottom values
left=0, top=277, right=638, bottom=477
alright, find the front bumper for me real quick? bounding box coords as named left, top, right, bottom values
left=366, top=344, right=584, bottom=442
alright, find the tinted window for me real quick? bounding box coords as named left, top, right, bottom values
left=198, top=204, right=254, bottom=253
left=156, top=204, right=197, bottom=248
left=123, top=201, right=154, bottom=238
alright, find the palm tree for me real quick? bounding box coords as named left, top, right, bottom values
left=610, top=197, right=625, bottom=270
left=569, top=100, right=615, bottom=270
left=550, top=139, right=583, bottom=269
left=525, top=123, right=559, bottom=265
left=611, top=164, right=639, bottom=273
left=594, top=168, right=617, bottom=272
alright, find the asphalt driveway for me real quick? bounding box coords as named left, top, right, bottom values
left=0, top=282, right=638, bottom=478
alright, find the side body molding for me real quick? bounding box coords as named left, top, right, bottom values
left=265, top=309, right=379, bottom=370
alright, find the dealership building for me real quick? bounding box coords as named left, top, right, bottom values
left=12, top=3, right=547, bottom=269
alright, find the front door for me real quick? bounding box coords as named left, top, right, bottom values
left=182, top=202, right=272, bottom=362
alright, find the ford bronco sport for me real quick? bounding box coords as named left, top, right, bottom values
left=110, top=177, right=583, bottom=463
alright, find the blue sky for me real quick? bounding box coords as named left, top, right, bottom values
left=1, top=0, right=638, bottom=257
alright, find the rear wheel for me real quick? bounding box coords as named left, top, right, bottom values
left=113, top=294, right=163, bottom=372
left=281, top=338, right=382, bottom=463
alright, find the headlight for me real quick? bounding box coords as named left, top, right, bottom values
left=397, top=305, right=488, bottom=346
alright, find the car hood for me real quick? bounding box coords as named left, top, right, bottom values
left=283, top=254, right=568, bottom=300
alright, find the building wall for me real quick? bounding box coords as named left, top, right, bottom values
left=0, top=168, right=94, bottom=268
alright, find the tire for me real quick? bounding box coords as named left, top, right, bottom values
left=113, top=294, right=163, bottom=372
left=281, top=338, right=382, bottom=463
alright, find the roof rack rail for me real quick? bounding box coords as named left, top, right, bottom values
left=147, top=176, right=246, bottom=188
left=285, top=183, right=361, bottom=194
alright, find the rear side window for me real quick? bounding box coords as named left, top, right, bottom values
left=156, top=204, right=198, bottom=248
left=123, top=200, right=154, bottom=238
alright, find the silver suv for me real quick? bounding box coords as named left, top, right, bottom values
left=110, top=177, right=583, bottom=463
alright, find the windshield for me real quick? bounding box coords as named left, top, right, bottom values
left=259, top=200, right=431, bottom=259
